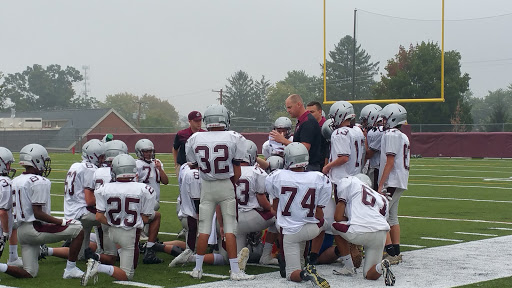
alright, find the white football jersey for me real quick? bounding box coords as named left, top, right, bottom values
left=185, top=130, right=245, bottom=181
left=135, top=159, right=163, bottom=202
left=267, top=135, right=294, bottom=157
left=367, top=126, right=385, bottom=169
left=93, top=167, right=112, bottom=190
left=177, top=164, right=201, bottom=219
left=12, top=173, right=52, bottom=223
left=95, top=182, right=155, bottom=230
left=236, top=165, right=268, bottom=212
left=336, top=176, right=390, bottom=233
left=262, top=140, right=271, bottom=159
left=379, top=128, right=410, bottom=190
left=329, top=126, right=366, bottom=181
left=64, top=161, right=98, bottom=220
left=0, top=176, right=12, bottom=211
left=265, top=170, right=331, bottom=234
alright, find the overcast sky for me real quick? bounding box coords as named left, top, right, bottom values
left=1, top=0, right=511, bottom=117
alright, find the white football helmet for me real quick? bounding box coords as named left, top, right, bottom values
left=82, top=139, right=105, bottom=166
left=0, top=147, right=16, bottom=178
left=242, top=140, right=258, bottom=166
left=111, top=154, right=137, bottom=179
left=355, top=173, right=372, bottom=187
left=359, top=104, right=382, bottom=128
left=329, top=101, right=355, bottom=127
left=266, top=155, right=284, bottom=172
left=273, top=117, right=292, bottom=138
left=321, top=118, right=335, bottom=142
left=203, top=104, right=230, bottom=130
left=283, top=142, right=309, bottom=170
left=105, top=140, right=128, bottom=162
left=135, top=139, right=155, bottom=162
left=19, top=144, right=51, bottom=177
left=381, top=103, right=407, bottom=129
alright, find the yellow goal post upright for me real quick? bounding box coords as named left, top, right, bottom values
left=322, top=0, right=445, bottom=105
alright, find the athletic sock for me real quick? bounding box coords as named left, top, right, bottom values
left=213, top=253, right=225, bottom=265
left=194, top=254, right=204, bottom=271
left=229, top=258, right=240, bottom=273
left=97, top=263, right=114, bottom=276
left=341, top=254, right=354, bottom=269
left=9, top=245, right=18, bottom=261
left=65, top=260, right=76, bottom=270
left=47, top=247, right=54, bottom=256
left=376, top=263, right=383, bottom=274
left=146, top=242, right=155, bottom=248
left=308, top=252, right=319, bottom=265
left=393, top=244, right=400, bottom=256
left=385, top=245, right=395, bottom=256
left=170, top=245, right=183, bottom=257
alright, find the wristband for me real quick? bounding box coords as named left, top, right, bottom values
left=61, top=219, right=66, bottom=226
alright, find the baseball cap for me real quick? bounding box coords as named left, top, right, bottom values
left=188, top=111, right=202, bottom=121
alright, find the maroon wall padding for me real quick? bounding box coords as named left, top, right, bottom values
left=89, top=131, right=512, bottom=158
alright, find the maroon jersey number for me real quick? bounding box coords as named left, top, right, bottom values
left=236, top=179, right=250, bottom=205
left=281, top=187, right=316, bottom=217
left=361, top=185, right=387, bottom=216
left=195, top=144, right=230, bottom=174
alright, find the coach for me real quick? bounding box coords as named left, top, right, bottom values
left=270, top=94, right=323, bottom=171
left=173, top=110, right=206, bottom=177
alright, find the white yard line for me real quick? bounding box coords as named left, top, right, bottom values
left=402, top=195, right=512, bottom=204
left=413, top=168, right=511, bottom=173
left=421, top=237, right=463, bottom=242
left=399, top=244, right=426, bottom=248
left=413, top=164, right=512, bottom=169
left=160, top=200, right=177, bottom=204
left=399, top=215, right=512, bottom=225
left=158, top=232, right=178, bottom=236
left=113, top=281, right=164, bottom=288
left=409, top=183, right=512, bottom=190
left=179, top=271, right=229, bottom=279
left=454, top=232, right=498, bottom=237
left=489, top=227, right=512, bottom=231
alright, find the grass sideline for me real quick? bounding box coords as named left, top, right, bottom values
left=0, top=153, right=510, bottom=287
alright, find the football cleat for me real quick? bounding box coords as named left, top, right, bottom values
left=237, top=247, right=250, bottom=271
left=305, top=264, right=330, bottom=288
left=333, top=266, right=356, bottom=276
left=383, top=254, right=402, bottom=265
left=7, top=257, right=23, bottom=267
left=177, top=228, right=186, bottom=239
left=143, top=246, right=164, bottom=264
left=63, top=266, right=85, bottom=279
left=230, top=270, right=255, bottom=281
left=190, top=269, right=202, bottom=279
left=39, top=244, right=48, bottom=260
left=81, top=258, right=99, bottom=286
left=169, top=248, right=193, bottom=267
left=259, top=253, right=279, bottom=265
left=381, top=259, right=396, bottom=286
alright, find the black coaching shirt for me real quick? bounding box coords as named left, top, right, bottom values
left=293, top=111, right=323, bottom=169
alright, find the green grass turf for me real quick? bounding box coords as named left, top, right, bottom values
left=1, top=154, right=512, bottom=287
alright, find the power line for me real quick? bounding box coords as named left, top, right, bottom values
left=357, top=9, right=512, bottom=22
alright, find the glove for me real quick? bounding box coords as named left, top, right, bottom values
left=62, top=219, right=81, bottom=226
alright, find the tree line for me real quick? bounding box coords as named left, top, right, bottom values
left=0, top=35, right=509, bottom=132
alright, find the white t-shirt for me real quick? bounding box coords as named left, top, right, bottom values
left=135, top=159, right=163, bottom=202
left=12, top=173, right=52, bottom=223
left=367, top=126, right=385, bottom=169
left=379, top=128, right=410, bottom=190
left=95, top=181, right=155, bottom=230
left=236, top=165, right=268, bottom=212
left=329, top=126, right=366, bottom=181
left=265, top=169, right=331, bottom=234
left=336, top=176, right=390, bottom=233
left=186, top=130, right=246, bottom=181
left=64, top=161, right=98, bottom=220
left=178, top=164, right=201, bottom=219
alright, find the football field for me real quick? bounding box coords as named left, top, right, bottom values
left=0, top=154, right=511, bottom=287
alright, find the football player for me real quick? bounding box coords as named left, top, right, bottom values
left=0, top=147, right=22, bottom=267
left=378, top=103, right=410, bottom=265
left=1, top=144, right=85, bottom=279
left=364, top=105, right=385, bottom=190
left=82, top=154, right=156, bottom=285
left=265, top=143, right=331, bottom=287
left=235, top=140, right=278, bottom=266
left=185, top=104, right=254, bottom=281
left=64, top=139, right=105, bottom=261
left=331, top=174, right=395, bottom=286
left=262, top=117, right=293, bottom=158
left=135, top=139, right=168, bottom=264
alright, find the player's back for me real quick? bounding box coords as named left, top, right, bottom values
left=0, top=176, right=12, bottom=211
left=367, top=126, right=385, bottom=168
left=178, top=164, right=201, bottom=219
left=64, top=161, right=97, bottom=219
left=186, top=130, right=245, bottom=181
left=379, top=128, right=410, bottom=189
left=265, top=169, right=331, bottom=234
left=337, top=177, right=390, bottom=233
left=95, top=181, right=154, bottom=230
left=236, top=165, right=267, bottom=212
left=93, top=166, right=112, bottom=190
left=329, top=126, right=365, bottom=180
left=12, top=173, right=51, bottom=223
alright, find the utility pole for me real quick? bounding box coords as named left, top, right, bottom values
left=212, top=88, right=223, bottom=104
left=352, top=9, right=357, bottom=100
left=134, top=98, right=148, bottom=127
left=82, top=65, right=90, bottom=98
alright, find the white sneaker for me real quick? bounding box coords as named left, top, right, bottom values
left=259, top=254, right=279, bottom=265
left=7, top=257, right=23, bottom=267
left=230, top=270, right=255, bottom=281
left=237, top=247, right=250, bottom=271
left=177, top=228, right=186, bottom=239
left=191, top=269, right=202, bottom=279
left=81, top=258, right=99, bottom=286
left=169, top=248, right=193, bottom=267
left=333, top=266, right=356, bottom=276
left=381, top=259, right=396, bottom=286
left=63, top=266, right=84, bottom=279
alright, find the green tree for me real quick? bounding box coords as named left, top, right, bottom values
left=373, top=42, right=472, bottom=129
left=323, top=35, right=379, bottom=101
left=100, top=92, right=179, bottom=132
left=470, top=85, right=512, bottom=131
left=267, top=70, right=321, bottom=121
left=0, top=64, right=83, bottom=111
